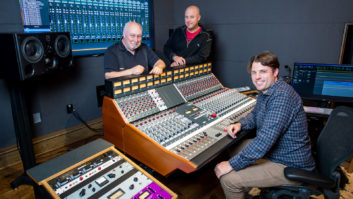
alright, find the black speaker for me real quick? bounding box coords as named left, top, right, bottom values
left=0, top=32, right=72, bottom=81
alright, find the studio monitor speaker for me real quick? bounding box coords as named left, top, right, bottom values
left=0, top=32, right=72, bottom=81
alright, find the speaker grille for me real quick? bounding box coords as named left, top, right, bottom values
left=0, top=32, right=72, bottom=81
left=54, top=34, right=71, bottom=58
left=21, top=36, right=44, bottom=64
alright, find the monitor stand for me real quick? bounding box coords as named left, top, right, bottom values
left=7, top=81, right=36, bottom=189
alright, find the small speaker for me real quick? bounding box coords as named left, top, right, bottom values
left=0, top=32, right=72, bottom=81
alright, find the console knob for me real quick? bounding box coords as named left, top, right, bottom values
left=79, top=189, right=86, bottom=197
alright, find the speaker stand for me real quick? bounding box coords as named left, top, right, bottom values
left=7, top=81, right=36, bottom=189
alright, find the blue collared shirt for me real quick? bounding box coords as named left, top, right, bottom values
left=229, top=80, right=315, bottom=171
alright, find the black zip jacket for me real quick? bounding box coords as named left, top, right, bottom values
left=163, top=24, right=212, bottom=65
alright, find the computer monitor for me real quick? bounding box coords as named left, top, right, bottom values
left=292, top=63, right=353, bottom=103
left=19, top=0, right=154, bottom=56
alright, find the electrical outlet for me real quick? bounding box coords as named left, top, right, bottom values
left=32, top=112, right=42, bottom=124
left=67, top=104, right=74, bottom=113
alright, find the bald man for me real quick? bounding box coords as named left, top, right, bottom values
left=104, top=21, right=165, bottom=79
left=164, top=5, right=212, bottom=67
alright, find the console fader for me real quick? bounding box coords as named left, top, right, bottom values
left=27, top=139, right=177, bottom=199
left=103, top=63, right=256, bottom=175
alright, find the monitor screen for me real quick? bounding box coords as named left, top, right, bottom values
left=19, top=0, right=154, bottom=56
left=292, top=63, right=353, bottom=102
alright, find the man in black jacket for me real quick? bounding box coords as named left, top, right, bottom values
left=163, top=5, right=212, bottom=67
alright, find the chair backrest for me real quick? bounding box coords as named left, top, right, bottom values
left=316, top=106, right=353, bottom=180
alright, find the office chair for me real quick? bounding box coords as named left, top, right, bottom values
left=260, top=106, right=353, bottom=199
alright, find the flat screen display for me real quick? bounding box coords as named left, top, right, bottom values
left=19, top=0, right=154, bottom=56
left=292, top=62, right=353, bottom=102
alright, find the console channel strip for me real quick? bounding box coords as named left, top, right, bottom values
left=27, top=139, right=177, bottom=199
left=191, top=88, right=255, bottom=117
left=103, top=63, right=256, bottom=175
left=174, top=73, right=223, bottom=101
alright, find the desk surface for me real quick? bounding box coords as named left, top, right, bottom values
left=304, top=106, right=333, bottom=116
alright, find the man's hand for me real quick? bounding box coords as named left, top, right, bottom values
left=130, top=65, right=145, bottom=75
left=150, top=65, right=163, bottom=74
left=171, top=56, right=186, bottom=67
left=170, top=61, right=179, bottom=67
left=150, top=60, right=165, bottom=74
left=227, top=123, right=241, bottom=139
left=214, top=161, right=233, bottom=179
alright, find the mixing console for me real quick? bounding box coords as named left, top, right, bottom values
left=175, top=74, right=223, bottom=101
left=27, top=139, right=177, bottom=199
left=132, top=104, right=215, bottom=147
left=116, top=90, right=160, bottom=122
left=103, top=63, right=257, bottom=175
left=191, top=88, right=254, bottom=117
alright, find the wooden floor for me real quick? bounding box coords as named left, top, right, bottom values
left=1, top=136, right=352, bottom=199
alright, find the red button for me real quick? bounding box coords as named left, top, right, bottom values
left=211, top=113, right=217, bottom=118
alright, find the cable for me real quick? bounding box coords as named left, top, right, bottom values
left=72, top=108, right=103, bottom=135
left=282, top=65, right=292, bottom=84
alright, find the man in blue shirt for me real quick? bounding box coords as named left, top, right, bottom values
left=214, top=51, right=315, bottom=199
left=104, top=22, right=165, bottom=79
